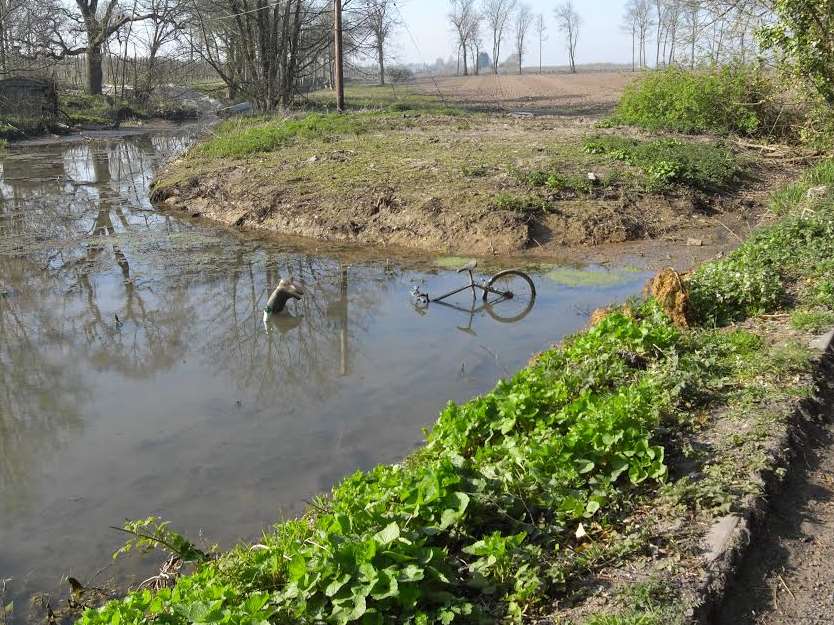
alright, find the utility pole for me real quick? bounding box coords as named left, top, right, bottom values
left=334, top=0, right=345, bottom=112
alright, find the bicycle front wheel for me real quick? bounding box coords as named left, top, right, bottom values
left=483, top=269, right=536, bottom=322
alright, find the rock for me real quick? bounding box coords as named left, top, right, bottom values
left=587, top=172, right=599, bottom=183
left=809, top=328, right=834, bottom=351
left=307, top=155, right=319, bottom=163
left=806, top=185, right=829, bottom=199
left=687, top=237, right=704, bottom=247
left=217, top=101, right=253, bottom=117
left=703, top=514, right=742, bottom=563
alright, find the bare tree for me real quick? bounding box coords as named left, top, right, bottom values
left=360, top=0, right=399, bottom=85
left=554, top=0, right=580, bottom=73
left=512, top=3, right=533, bottom=74
left=449, top=0, right=477, bottom=76
left=534, top=13, right=546, bottom=74
left=134, top=0, right=184, bottom=96
left=624, top=0, right=652, bottom=68
left=45, top=0, right=160, bottom=95
left=468, top=13, right=483, bottom=75
left=682, top=0, right=702, bottom=68
left=481, top=0, right=516, bottom=74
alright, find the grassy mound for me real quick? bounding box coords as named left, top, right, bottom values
left=611, top=66, right=784, bottom=137
left=198, top=112, right=397, bottom=158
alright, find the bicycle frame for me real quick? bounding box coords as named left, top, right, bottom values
left=427, top=269, right=508, bottom=304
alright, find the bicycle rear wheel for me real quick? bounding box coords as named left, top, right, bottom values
left=483, top=269, right=536, bottom=322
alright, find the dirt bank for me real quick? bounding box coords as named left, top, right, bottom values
left=716, top=344, right=834, bottom=625
left=150, top=107, right=798, bottom=266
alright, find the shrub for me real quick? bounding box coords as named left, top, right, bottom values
left=612, top=66, right=785, bottom=137
left=388, top=67, right=416, bottom=84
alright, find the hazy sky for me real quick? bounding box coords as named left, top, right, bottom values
left=391, top=0, right=633, bottom=68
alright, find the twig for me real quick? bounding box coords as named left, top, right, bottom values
left=733, top=138, right=785, bottom=153
left=777, top=573, right=796, bottom=601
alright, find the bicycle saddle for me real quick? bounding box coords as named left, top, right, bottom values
left=456, top=259, right=478, bottom=273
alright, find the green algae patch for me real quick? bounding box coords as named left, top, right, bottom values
left=433, top=256, right=477, bottom=270
left=544, top=266, right=636, bottom=287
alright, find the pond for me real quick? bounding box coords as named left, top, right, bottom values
left=0, top=127, right=650, bottom=622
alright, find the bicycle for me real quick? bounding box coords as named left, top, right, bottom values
left=411, top=260, right=537, bottom=323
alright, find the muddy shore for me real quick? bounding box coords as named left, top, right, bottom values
left=150, top=128, right=796, bottom=273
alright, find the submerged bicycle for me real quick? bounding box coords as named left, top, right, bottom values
left=411, top=260, right=536, bottom=323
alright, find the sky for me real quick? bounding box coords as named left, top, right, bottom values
left=391, top=0, right=633, bottom=68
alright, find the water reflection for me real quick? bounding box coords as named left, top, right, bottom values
left=0, top=130, right=651, bottom=622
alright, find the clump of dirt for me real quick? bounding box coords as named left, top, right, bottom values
left=645, top=267, right=690, bottom=327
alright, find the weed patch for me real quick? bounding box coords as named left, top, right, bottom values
left=688, top=161, right=834, bottom=324
left=583, top=136, right=739, bottom=192
left=494, top=192, right=552, bottom=215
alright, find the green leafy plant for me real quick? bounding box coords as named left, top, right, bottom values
left=758, top=0, right=834, bottom=105
left=610, top=66, right=785, bottom=137
left=583, top=136, right=738, bottom=191
left=112, top=516, right=211, bottom=563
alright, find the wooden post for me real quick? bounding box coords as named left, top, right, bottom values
left=334, top=0, right=345, bottom=112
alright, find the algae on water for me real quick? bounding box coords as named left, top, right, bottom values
left=544, top=266, right=634, bottom=287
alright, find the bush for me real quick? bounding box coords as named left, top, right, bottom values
left=388, top=67, right=416, bottom=84
left=612, top=66, right=785, bottom=137
left=583, top=136, right=738, bottom=192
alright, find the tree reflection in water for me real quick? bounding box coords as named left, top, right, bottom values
left=0, top=129, right=583, bottom=624
left=0, top=131, right=405, bottom=616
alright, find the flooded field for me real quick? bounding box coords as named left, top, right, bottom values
left=0, top=127, right=649, bottom=620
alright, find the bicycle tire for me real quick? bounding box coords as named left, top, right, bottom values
left=483, top=269, right=536, bottom=322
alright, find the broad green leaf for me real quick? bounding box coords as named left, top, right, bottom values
left=576, top=459, right=595, bottom=474
left=373, top=522, right=400, bottom=546
left=287, top=555, right=306, bottom=582
left=325, top=573, right=352, bottom=597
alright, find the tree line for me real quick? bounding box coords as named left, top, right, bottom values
left=0, top=0, right=831, bottom=111
left=0, top=0, right=404, bottom=107
left=448, top=0, right=580, bottom=76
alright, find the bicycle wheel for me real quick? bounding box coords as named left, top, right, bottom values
left=483, top=269, right=536, bottom=323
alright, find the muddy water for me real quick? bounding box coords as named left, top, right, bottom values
left=0, top=128, right=650, bottom=620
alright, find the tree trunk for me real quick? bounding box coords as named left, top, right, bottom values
left=377, top=42, right=385, bottom=85
left=462, top=44, right=468, bottom=76
left=86, top=46, right=104, bottom=95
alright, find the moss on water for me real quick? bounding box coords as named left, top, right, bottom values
left=544, top=266, right=636, bottom=287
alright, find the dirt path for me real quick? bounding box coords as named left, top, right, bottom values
left=716, top=348, right=834, bottom=625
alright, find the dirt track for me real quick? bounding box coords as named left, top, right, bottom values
left=418, top=72, right=637, bottom=116
left=717, top=348, right=834, bottom=625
